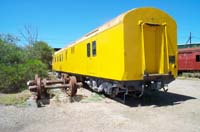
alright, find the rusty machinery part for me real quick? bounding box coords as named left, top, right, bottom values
left=60, top=73, right=70, bottom=93
left=42, top=78, right=47, bottom=87
left=36, top=76, right=42, bottom=100
left=27, top=74, right=82, bottom=99
left=68, top=76, right=77, bottom=97
left=41, top=78, right=48, bottom=97
left=27, top=80, right=36, bottom=86
left=61, top=73, right=70, bottom=84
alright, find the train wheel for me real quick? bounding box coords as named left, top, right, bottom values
left=35, top=75, right=41, bottom=100
left=35, top=75, right=42, bottom=107
left=68, top=76, right=77, bottom=97
left=61, top=73, right=70, bottom=84
left=61, top=74, right=70, bottom=93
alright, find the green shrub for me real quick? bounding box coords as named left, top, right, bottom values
left=0, top=35, right=52, bottom=92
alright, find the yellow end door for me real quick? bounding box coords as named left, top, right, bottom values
left=143, top=24, right=162, bottom=74
left=142, top=23, right=168, bottom=74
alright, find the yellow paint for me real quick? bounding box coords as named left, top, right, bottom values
left=52, top=7, right=177, bottom=81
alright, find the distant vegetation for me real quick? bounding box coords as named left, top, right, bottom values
left=0, top=34, right=53, bottom=93
left=179, top=72, right=200, bottom=79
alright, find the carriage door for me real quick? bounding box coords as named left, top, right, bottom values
left=86, top=41, right=96, bottom=74
left=86, top=43, right=92, bottom=74
left=142, top=23, right=163, bottom=74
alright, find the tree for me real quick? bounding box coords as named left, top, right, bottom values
left=0, top=35, right=51, bottom=92
left=0, top=33, right=20, bottom=44
left=19, top=25, right=38, bottom=45
left=26, top=41, right=54, bottom=69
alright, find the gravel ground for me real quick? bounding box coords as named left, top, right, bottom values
left=0, top=79, right=200, bottom=132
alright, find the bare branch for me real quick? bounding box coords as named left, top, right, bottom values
left=19, top=25, right=38, bottom=44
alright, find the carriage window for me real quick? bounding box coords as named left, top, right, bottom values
left=196, top=55, right=200, bottom=62
left=87, top=43, right=90, bottom=57
left=92, top=41, right=96, bottom=56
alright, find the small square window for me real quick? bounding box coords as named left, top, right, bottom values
left=196, top=55, right=200, bottom=62
left=169, top=56, right=175, bottom=64
left=92, top=41, right=96, bottom=56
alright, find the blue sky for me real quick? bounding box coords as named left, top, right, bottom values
left=1, top=0, right=199, bottom=48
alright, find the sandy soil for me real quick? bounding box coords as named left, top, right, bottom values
left=0, top=79, right=200, bottom=132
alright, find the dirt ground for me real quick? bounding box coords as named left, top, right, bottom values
left=0, top=78, right=200, bottom=132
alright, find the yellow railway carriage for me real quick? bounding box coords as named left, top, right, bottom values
left=52, top=7, right=177, bottom=101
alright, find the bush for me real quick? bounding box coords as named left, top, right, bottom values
left=22, top=59, right=48, bottom=80
left=26, top=41, right=54, bottom=69
left=0, top=35, right=52, bottom=92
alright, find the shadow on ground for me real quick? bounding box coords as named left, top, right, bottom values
left=83, top=83, right=196, bottom=107
left=122, top=91, right=196, bottom=107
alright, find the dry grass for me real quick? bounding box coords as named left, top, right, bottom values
left=0, top=90, right=31, bottom=105
left=81, top=93, right=105, bottom=103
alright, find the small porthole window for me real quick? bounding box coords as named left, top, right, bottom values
left=196, top=55, right=200, bottom=62
left=92, top=41, right=96, bottom=56
left=87, top=43, right=90, bottom=57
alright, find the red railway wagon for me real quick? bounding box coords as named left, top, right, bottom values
left=178, top=48, right=200, bottom=71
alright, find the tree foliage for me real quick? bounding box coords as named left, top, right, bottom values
left=0, top=34, right=53, bottom=92
left=26, top=41, right=54, bottom=68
